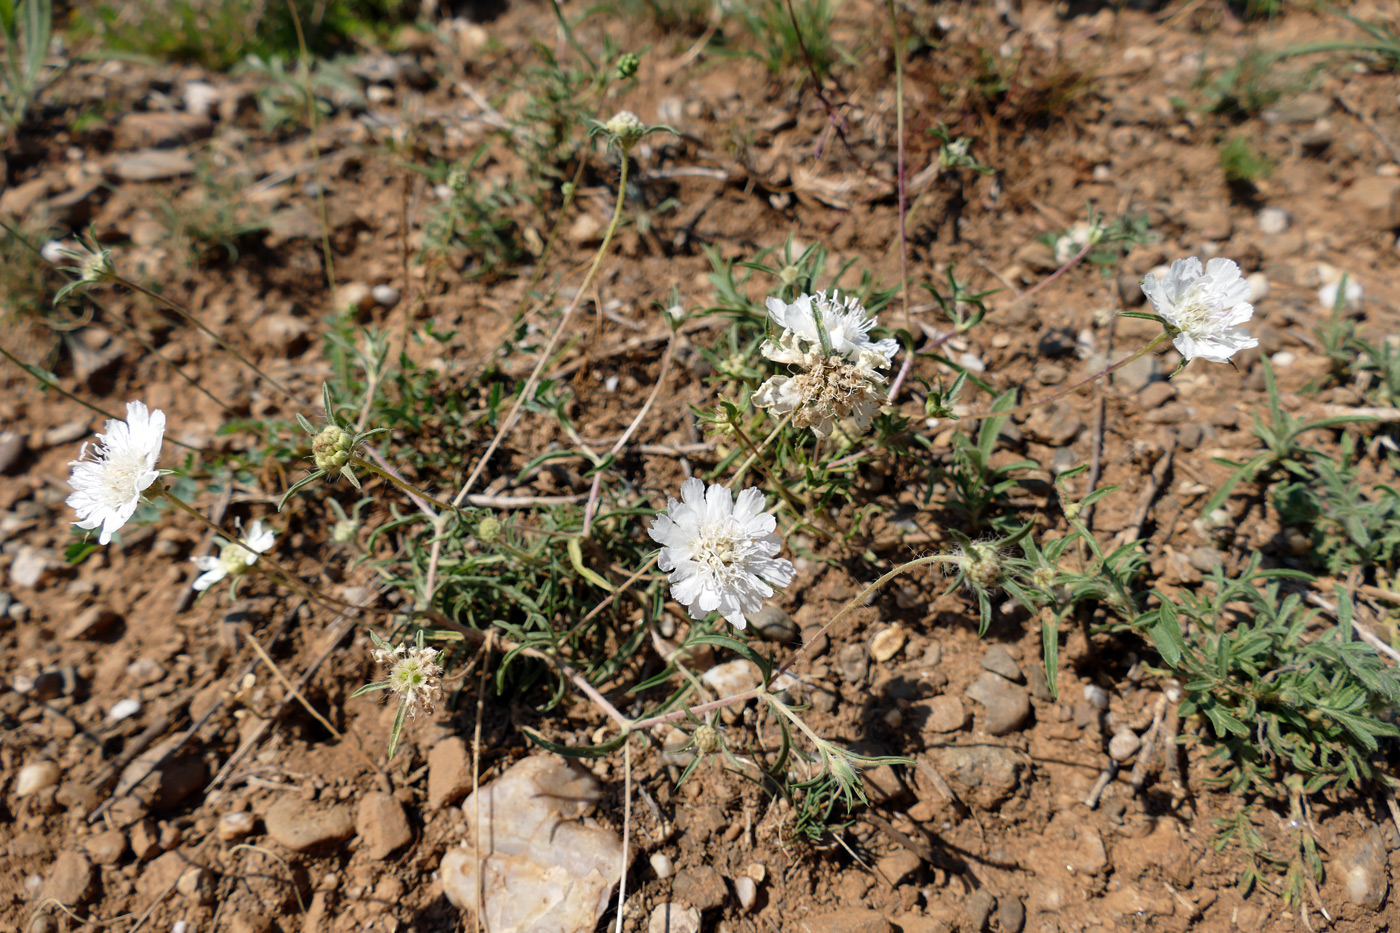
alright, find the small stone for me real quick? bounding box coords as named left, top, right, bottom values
left=869, top=624, right=907, bottom=663
left=750, top=605, right=799, bottom=643
left=980, top=645, right=1023, bottom=682
left=336, top=282, right=372, bottom=312
left=1263, top=93, right=1331, bottom=124
left=1117, top=273, right=1147, bottom=307
left=84, top=829, right=126, bottom=865
left=999, top=895, right=1026, bottom=933
left=113, top=111, right=212, bottom=149
left=16, top=761, right=60, bottom=797
left=1024, top=663, right=1053, bottom=701
left=650, top=852, right=674, bottom=879
left=836, top=643, right=869, bottom=683
left=1341, top=177, right=1400, bottom=232
left=1256, top=208, right=1290, bottom=235
left=356, top=791, right=413, bottom=860
left=931, top=745, right=1021, bottom=809
left=177, top=866, right=214, bottom=904
left=566, top=213, right=604, bottom=245
left=875, top=849, right=922, bottom=886
left=734, top=875, right=757, bottom=912
left=42, top=419, right=90, bottom=447
left=1340, top=826, right=1388, bottom=910
left=40, top=851, right=96, bottom=907
left=648, top=903, right=701, bottom=933
left=1247, top=272, right=1270, bottom=302
left=66, top=605, right=121, bottom=640
left=428, top=737, right=472, bottom=810
left=1188, top=547, right=1226, bottom=573
left=965, top=672, right=1032, bottom=736
left=673, top=865, right=726, bottom=911
left=183, top=81, right=221, bottom=117
left=126, top=658, right=165, bottom=686
left=1318, top=276, right=1363, bottom=313
left=1116, top=353, right=1159, bottom=391
left=9, top=547, right=52, bottom=588
left=264, top=798, right=355, bottom=852
left=107, top=698, right=141, bottom=722
left=701, top=659, right=759, bottom=698
left=1109, top=727, right=1141, bottom=762
left=920, top=695, right=967, bottom=733
left=130, top=820, right=161, bottom=860
left=1139, top=381, right=1177, bottom=410
left=1023, top=401, right=1082, bottom=447
left=962, top=889, right=996, bottom=932
left=258, top=313, right=310, bottom=357
left=218, top=811, right=256, bottom=841
left=1084, top=684, right=1110, bottom=709
left=111, top=149, right=195, bottom=182
left=371, top=284, right=400, bottom=307
left=0, top=430, right=27, bottom=474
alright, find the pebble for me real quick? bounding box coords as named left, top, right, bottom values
left=1246, top=272, right=1270, bottom=302
left=337, top=282, right=372, bottom=311
left=67, top=605, right=121, bottom=640
left=84, top=829, right=126, bottom=865
left=1025, top=663, right=1053, bottom=701
left=673, top=865, right=727, bottom=911
left=1116, top=353, right=1159, bottom=391
left=130, top=820, right=161, bottom=860
left=963, top=889, right=997, bottom=932
left=428, top=737, right=472, bottom=809
left=869, top=624, right=907, bottom=663
left=111, top=149, right=195, bottom=182
left=1188, top=547, right=1226, bottom=573
left=1318, top=276, right=1363, bottom=313
left=1262, top=92, right=1331, bottom=124
left=1034, top=362, right=1067, bottom=386
left=1340, top=176, right=1400, bottom=232
left=16, top=761, right=60, bottom=797
left=700, top=659, right=759, bottom=698
left=264, top=798, right=356, bottom=852
left=40, top=851, right=95, bottom=907
left=874, top=849, right=922, bottom=886
left=648, top=904, right=701, bottom=933
left=371, top=284, right=400, bottom=307
left=440, top=756, right=621, bottom=931
left=218, top=811, right=256, bottom=841
left=921, top=695, right=968, bottom=733
left=177, top=866, right=214, bottom=904
left=107, top=697, right=141, bottom=722
left=650, top=852, right=674, bottom=879
left=1109, top=727, right=1141, bottom=762
left=1023, top=401, right=1082, bottom=447
left=1117, top=272, right=1146, bottom=307
left=999, top=895, right=1026, bottom=933
left=734, top=875, right=757, bottom=912
left=1256, top=208, right=1290, bottom=235
left=0, top=430, right=26, bottom=474
left=258, top=313, right=310, bottom=357
left=9, top=547, right=51, bottom=588
left=126, top=658, right=165, bottom=686
left=836, top=643, right=869, bottom=683
left=750, top=605, right=799, bottom=643
left=1084, top=684, right=1110, bottom=709
left=1139, top=381, right=1176, bottom=410
left=980, top=645, right=1023, bottom=682
left=183, top=81, right=221, bottom=117
left=965, top=672, right=1032, bottom=735
left=355, top=791, right=413, bottom=860
left=1340, top=826, right=1389, bottom=910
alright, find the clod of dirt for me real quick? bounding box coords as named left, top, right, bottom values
left=66, top=605, right=121, bottom=640
left=427, top=736, right=472, bottom=810
left=1340, top=177, right=1400, bottom=233
left=439, top=755, right=621, bottom=931
left=264, top=797, right=355, bottom=852
left=837, top=643, right=869, bottom=683
left=39, top=851, right=96, bottom=909
left=16, top=760, right=60, bottom=797
left=930, top=746, right=1021, bottom=810
left=1108, top=727, right=1141, bottom=762
left=1022, top=401, right=1082, bottom=447
left=0, top=430, right=26, bottom=474
left=672, top=865, right=727, bottom=912
left=110, top=149, right=195, bottom=183
left=874, top=849, right=921, bottom=887
left=979, top=646, right=1023, bottom=683
left=998, top=895, right=1026, bottom=933
left=648, top=903, right=701, bottom=933
left=355, top=791, right=413, bottom=860
left=798, top=908, right=891, bottom=933
left=83, top=829, right=127, bottom=866
left=1339, top=825, right=1389, bottom=910
left=965, top=672, right=1031, bottom=736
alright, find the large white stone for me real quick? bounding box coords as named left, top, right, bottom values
left=440, top=755, right=622, bottom=933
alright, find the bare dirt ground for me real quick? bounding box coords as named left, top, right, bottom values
left=3, top=1, right=1400, bottom=931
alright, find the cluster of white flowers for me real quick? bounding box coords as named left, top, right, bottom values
left=648, top=477, right=794, bottom=629
left=191, top=520, right=277, bottom=591
left=754, top=291, right=898, bottom=438
left=1140, top=257, right=1258, bottom=364
left=373, top=639, right=443, bottom=718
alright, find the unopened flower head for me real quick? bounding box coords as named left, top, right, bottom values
left=191, top=519, right=276, bottom=591
left=1141, top=257, right=1259, bottom=364
left=476, top=516, right=503, bottom=542
left=604, top=110, right=646, bottom=149
left=66, top=401, right=166, bottom=545
left=312, top=424, right=354, bottom=472
left=648, top=478, right=795, bottom=630
left=615, top=52, right=639, bottom=79
left=693, top=722, right=722, bottom=754
left=962, top=542, right=1005, bottom=591
left=754, top=335, right=889, bottom=438
left=763, top=291, right=898, bottom=364
left=374, top=640, right=443, bottom=719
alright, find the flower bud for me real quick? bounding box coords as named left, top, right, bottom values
left=476, top=516, right=503, bottom=542
left=312, top=424, right=354, bottom=472
left=615, top=52, right=639, bottom=79
left=693, top=723, right=722, bottom=754
left=965, top=543, right=1003, bottom=590
left=604, top=110, right=646, bottom=149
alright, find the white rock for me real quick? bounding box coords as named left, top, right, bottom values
left=869, top=624, right=907, bottom=663
left=734, top=875, right=757, bottom=912
left=701, top=659, right=759, bottom=698
left=218, top=811, right=256, bottom=841
left=107, top=698, right=141, bottom=722
left=1256, top=207, right=1290, bottom=235
left=17, top=760, right=60, bottom=797
left=1246, top=272, right=1270, bottom=302
left=1108, top=727, right=1141, bottom=762
left=1083, top=684, right=1110, bottom=710
left=371, top=284, right=401, bottom=307
left=183, top=81, right=221, bottom=117
left=958, top=351, right=985, bottom=373
left=440, top=756, right=622, bottom=931
left=1318, top=277, right=1363, bottom=313
left=1271, top=350, right=1297, bottom=368
left=9, top=546, right=51, bottom=588
left=648, top=903, right=701, bottom=933
left=650, top=852, right=674, bottom=879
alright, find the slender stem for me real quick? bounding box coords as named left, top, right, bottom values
left=955, top=334, right=1170, bottom=424
left=612, top=740, right=632, bottom=933
left=630, top=687, right=762, bottom=732
left=725, top=414, right=836, bottom=541
left=452, top=151, right=632, bottom=507
left=729, top=411, right=793, bottom=487
left=352, top=455, right=458, bottom=515
left=114, top=275, right=297, bottom=403
left=886, top=0, right=910, bottom=334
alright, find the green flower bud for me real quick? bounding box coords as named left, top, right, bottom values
left=616, top=52, right=639, bottom=79
left=605, top=110, right=647, bottom=150
left=312, top=424, right=354, bottom=472
left=476, top=516, right=503, bottom=543
left=693, top=723, right=722, bottom=755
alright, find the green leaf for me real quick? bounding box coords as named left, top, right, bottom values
left=521, top=726, right=629, bottom=758
left=350, top=681, right=393, bottom=698
left=568, top=538, right=615, bottom=592
left=689, top=633, right=773, bottom=684
left=1148, top=609, right=1186, bottom=669
left=1041, top=612, right=1060, bottom=700
left=1204, top=705, right=1249, bottom=737
left=386, top=701, right=409, bottom=759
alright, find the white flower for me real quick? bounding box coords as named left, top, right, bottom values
left=754, top=337, right=889, bottom=438
left=1140, top=257, right=1259, bottom=363
left=648, top=478, right=795, bottom=629
left=66, top=401, right=166, bottom=545
left=191, top=520, right=276, bottom=591
left=763, top=291, right=898, bottom=364
left=374, top=641, right=443, bottom=718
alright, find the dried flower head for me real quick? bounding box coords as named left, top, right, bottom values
left=66, top=401, right=166, bottom=545
left=753, top=337, right=889, bottom=438
left=693, top=723, right=722, bottom=754
left=191, top=519, right=276, bottom=591
left=648, top=478, right=795, bottom=630
left=1140, top=257, right=1259, bottom=363
left=373, top=639, right=443, bottom=720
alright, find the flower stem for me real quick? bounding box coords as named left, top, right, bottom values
left=729, top=411, right=793, bottom=487
left=725, top=413, right=837, bottom=541
left=955, top=333, right=1170, bottom=424
left=351, top=456, right=458, bottom=515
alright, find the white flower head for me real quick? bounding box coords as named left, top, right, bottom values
left=1140, top=257, right=1259, bottom=364
left=763, top=290, right=898, bottom=364
left=373, top=640, right=443, bottom=719
left=754, top=337, right=889, bottom=438
left=648, top=478, right=795, bottom=629
left=191, top=519, right=276, bottom=591
left=66, top=401, right=166, bottom=545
